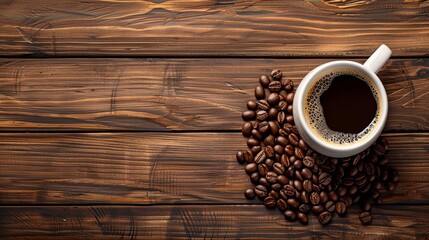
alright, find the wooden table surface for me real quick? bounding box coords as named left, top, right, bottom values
left=0, top=0, right=428, bottom=239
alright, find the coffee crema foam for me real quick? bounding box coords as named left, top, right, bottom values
left=304, top=70, right=381, bottom=145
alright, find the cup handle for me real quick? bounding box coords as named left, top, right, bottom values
left=363, top=44, right=392, bottom=74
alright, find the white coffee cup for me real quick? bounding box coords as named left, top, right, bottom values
left=293, top=45, right=391, bottom=158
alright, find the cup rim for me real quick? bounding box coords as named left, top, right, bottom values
left=293, top=60, right=388, bottom=157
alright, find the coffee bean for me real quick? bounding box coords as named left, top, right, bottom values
left=293, top=180, right=303, bottom=191
left=312, top=184, right=321, bottom=193
left=278, top=101, right=287, bottom=111
left=267, top=157, right=276, bottom=168
left=276, top=199, right=288, bottom=211
left=280, top=78, right=293, bottom=91
left=236, top=151, right=245, bottom=164
left=247, top=100, right=258, bottom=110
left=251, top=129, right=263, bottom=141
left=277, top=175, right=289, bottom=186
left=285, top=145, right=294, bottom=156
left=254, top=151, right=266, bottom=164
left=359, top=212, right=372, bottom=225
left=256, top=110, right=268, bottom=121
left=244, top=188, right=255, bottom=199
left=374, top=143, right=385, bottom=156
left=348, top=166, right=358, bottom=177
left=301, top=168, right=312, bottom=180
left=370, top=189, right=380, bottom=199
left=319, top=172, right=332, bottom=186
left=293, top=159, right=303, bottom=170
left=297, top=213, right=308, bottom=225
left=287, top=198, right=300, bottom=209
left=267, top=93, right=280, bottom=105
left=271, top=69, right=283, bottom=80
left=287, top=104, right=293, bottom=114
left=242, top=150, right=253, bottom=163
left=266, top=171, right=278, bottom=184
left=255, top=86, right=265, bottom=100
left=361, top=199, right=372, bottom=212
left=250, top=172, right=260, bottom=184
left=263, top=146, right=275, bottom=158
left=258, top=121, right=270, bottom=135
left=250, top=144, right=261, bottom=155
left=245, top=163, right=257, bottom=174
left=301, top=191, right=309, bottom=204
left=259, top=75, right=271, bottom=87
left=271, top=183, right=282, bottom=191
left=348, top=185, right=358, bottom=195
left=298, top=139, right=308, bottom=151
left=318, top=211, right=332, bottom=225
left=286, top=115, right=294, bottom=124
left=269, top=190, right=279, bottom=199
left=283, top=185, right=296, bottom=197
left=264, top=196, right=276, bottom=208
left=280, top=154, right=291, bottom=167
left=312, top=174, right=319, bottom=185
left=352, top=194, right=361, bottom=204
left=247, top=138, right=259, bottom=148
left=242, top=122, right=253, bottom=137
left=284, top=210, right=297, bottom=221
left=262, top=135, right=274, bottom=147
left=277, top=111, right=286, bottom=124
left=298, top=204, right=310, bottom=213
left=276, top=136, right=288, bottom=146
left=310, top=192, right=320, bottom=205
left=295, top=147, right=305, bottom=159
left=303, top=156, right=315, bottom=168
left=286, top=92, right=295, bottom=104
left=288, top=133, right=299, bottom=146
left=273, top=162, right=285, bottom=175
left=352, top=154, right=361, bottom=166
left=268, top=108, right=279, bottom=119
left=325, top=201, right=335, bottom=212
left=255, top=185, right=268, bottom=198
left=354, top=172, right=367, bottom=186
left=343, top=177, right=354, bottom=186
left=268, top=121, right=280, bottom=135
left=258, top=100, right=270, bottom=110
left=311, top=205, right=325, bottom=215
left=320, top=191, right=328, bottom=203
left=357, top=161, right=364, bottom=172
left=335, top=202, right=347, bottom=215
left=283, top=123, right=293, bottom=134
left=242, top=110, right=256, bottom=120
left=303, top=180, right=312, bottom=193
left=340, top=195, right=353, bottom=206
left=268, top=81, right=282, bottom=93
left=259, top=178, right=270, bottom=188
left=258, top=164, right=269, bottom=176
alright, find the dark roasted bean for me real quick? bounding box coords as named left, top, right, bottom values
left=242, top=122, right=253, bottom=137
left=242, top=110, right=256, bottom=120
left=271, top=69, right=283, bottom=80
left=255, top=86, right=265, bottom=100
left=256, top=110, right=268, bottom=121
left=244, top=188, right=255, bottom=199
left=259, top=178, right=270, bottom=188
left=247, top=100, right=258, bottom=110
left=268, top=121, right=280, bottom=135
left=254, top=151, right=266, bottom=164
left=311, top=205, right=325, bottom=215
left=318, top=211, right=332, bottom=225
left=282, top=79, right=294, bottom=91
left=250, top=172, right=260, bottom=184
left=271, top=183, right=282, bottom=191
left=264, top=135, right=276, bottom=147
left=251, top=129, right=263, bottom=141
left=361, top=199, right=372, bottom=212
left=284, top=210, right=297, bottom=221
left=285, top=145, right=294, bottom=155
left=298, top=213, right=308, bottom=225
left=301, top=168, right=313, bottom=179
left=247, top=138, right=259, bottom=148
left=301, top=191, right=310, bottom=204
left=255, top=185, right=268, bottom=198
left=325, top=201, right=335, bottom=212
left=310, top=192, right=320, bottom=205
left=266, top=171, right=278, bottom=184
left=335, top=202, right=347, bottom=215
left=288, top=133, right=299, bottom=146
left=236, top=151, right=245, bottom=164
left=264, top=196, right=276, bottom=208
left=320, top=191, right=328, bottom=204
left=276, top=136, right=288, bottom=146
left=258, top=164, right=269, bottom=176
left=267, top=93, right=280, bottom=105
left=319, top=172, right=332, bottom=186
left=280, top=154, right=291, bottom=167
left=245, top=163, right=257, bottom=174
left=359, top=212, right=372, bottom=225
left=286, top=92, right=295, bottom=104
left=348, top=185, right=358, bottom=195
left=273, top=162, right=285, bottom=175
left=299, top=204, right=310, bottom=213
left=294, top=180, right=303, bottom=191
left=295, top=147, right=305, bottom=159
left=303, top=180, right=313, bottom=193
left=276, top=199, right=288, bottom=211
left=287, top=198, right=300, bottom=209
left=303, top=156, right=315, bottom=168
left=258, top=100, right=270, bottom=110
left=277, top=175, right=289, bottom=185
left=264, top=146, right=275, bottom=158
left=242, top=150, right=253, bottom=163
left=258, top=121, right=270, bottom=135
left=269, top=81, right=282, bottom=93
left=259, top=75, right=271, bottom=87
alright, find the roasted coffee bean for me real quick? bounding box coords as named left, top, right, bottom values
left=297, top=213, right=309, bottom=225
left=312, top=174, right=319, bottom=185
left=271, top=69, right=283, bottom=80
left=257, top=110, right=268, bottom=121
left=293, top=159, right=303, bottom=170
left=269, top=190, right=279, bottom=200
left=298, top=139, right=308, bottom=151
left=281, top=146, right=293, bottom=158
left=287, top=104, right=293, bottom=114
left=284, top=210, right=297, bottom=221
left=283, top=185, right=296, bottom=197
left=288, top=133, right=299, bottom=146
left=264, top=135, right=276, bottom=146
left=268, top=121, right=280, bottom=135
left=255, top=185, right=268, bottom=198
left=374, top=143, right=385, bottom=156
left=310, top=192, right=320, bottom=205
left=354, top=172, right=367, bottom=186
left=276, top=199, right=288, bottom=211
left=251, top=145, right=261, bottom=156
left=320, top=191, right=328, bottom=203
left=266, top=171, right=278, bottom=183
left=242, top=110, right=256, bottom=120
left=271, top=183, right=282, bottom=191
left=280, top=154, right=291, bottom=167
left=250, top=172, right=260, bottom=184
left=245, top=163, right=257, bottom=174
left=259, top=75, right=271, bottom=87
left=243, top=150, right=253, bottom=163
left=319, top=172, right=332, bottom=186
left=283, top=123, right=293, bottom=134
left=312, top=184, right=321, bottom=193
left=357, top=161, right=364, bottom=172
left=268, top=81, right=282, bottom=93
left=264, top=146, right=275, bottom=158
left=247, top=138, right=259, bottom=148
left=255, top=86, right=265, bottom=100
left=277, top=111, right=286, bottom=124
left=273, top=162, right=285, bottom=175
left=280, top=78, right=292, bottom=91
left=335, top=202, right=347, bottom=215
left=244, top=188, right=255, bottom=199
left=254, top=151, right=266, bottom=164
left=264, top=196, right=276, bottom=208
left=267, top=93, right=280, bottom=106
left=287, top=198, right=300, bottom=209
left=352, top=154, right=361, bottom=166
left=278, top=101, right=288, bottom=111
left=276, top=136, right=288, bottom=146
left=236, top=151, right=245, bottom=164
left=325, top=201, right=335, bottom=213
left=242, top=122, right=253, bottom=137
left=359, top=212, right=372, bottom=225
left=311, top=205, right=325, bottom=215
left=251, top=120, right=259, bottom=130
left=348, top=185, right=358, bottom=195
left=340, top=195, right=353, bottom=206
left=301, top=168, right=313, bottom=180
left=258, top=100, right=270, bottom=110
left=259, top=178, right=270, bottom=188
left=299, top=204, right=310, bottom=213
left=361, top=199, right=372, bottom=212
left=293, top=180, right=303, bottom=191
left=319, top=211, right=332, bottom=225
left=277, top=175, right=289, bottom=185
left=303, top=156, right=315, bottom=168
left=348, top=166, right=358, bottom=177
left=251, top=129, right=263, bottom=141
left=258, top=121, right=270, bottom=135
left=286, top=115, right=294, bottom=124
left=343, top=177, right=354, bottom=186
left=364, top=163, right=375, bottom=175
left=301, top=191, right=310, bottom=204
left=247, top=100, right=258, bottom=110
left=258, top=164, right=269, bottom=176
left=285, top=92, right=295, bottom=104
left=295, top=147, right=305, bottom=159
left=352, top=194, right=361, bottom=204
left=303, top=180, right=313, bottom=192
left=269, top=108, right=279, bottom=119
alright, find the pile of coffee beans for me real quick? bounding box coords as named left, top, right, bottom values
left=236, top=69, right=399, bottom=225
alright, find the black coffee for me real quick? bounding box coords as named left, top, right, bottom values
left=320, top=74, right=377, bottom=134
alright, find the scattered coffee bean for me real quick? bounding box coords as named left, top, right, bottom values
left=258, top=164, right=269, bottom=176
left=245, top=163, right=257, bottom=174
left=301, top=168, right=312, bottom=180
left=245, top=188, right=255, bottom=199
left=255, top=185, right=268, bottom=198
left=255, top=86, right=265, bottom=99
left=271, top=69, right=283, bottom=80
left=269, top=107, right=279, bottom=119
left=276, top=199, right=288, bottom=211
left=295, top=147, right=305, bottom=159
left=319, top=172, right=332, bottom=186
left=325, top=201, right=335, bottom=213
left=254, top=151, right=266, bottom=164
left=264, top=196, right=276, bottom=208
left=242, top=122, right=253, bottom=137
left=287, top=198, right=300, bottom=209
left=335, top=202, right=347, bottom=215
left=286, top=92, right=294, bottom=104
left=267, top=93, right=280, bottom=105
left=236, top=151, right=245, bottom=164
left=250, top=172, right=260, bottom=184
left=318, top=211, right=332, bottom=225
left=311, top=205, right=325, bottom=215
left=259, top=177, right=270, bottom=188
left=257, top=110, right=268, bottom=121
left=320, top=191, right=328, bottom=204
left=242, top=150, right=253, bottom=163
left=251, top=146, right=261, bottom=155
left=259, top=75, right=271, bottom=87
left=271, top=183, right=282, bottom=191
left=359, top=212, right=372, bottom=225
left=310, top=192, right=320, bottom=205
left=303, top=156, right=315, bottom=168
left=247, top=138, right=259, bottom=148
left=284, top=210, right=297, bottom=221
left=242, top=110, right=256, bottom=120
left=269, top=81, right=282, bottom=93
left=298, top=213, right=309, bottom=225
left=288, top=133, right=299, bottom=146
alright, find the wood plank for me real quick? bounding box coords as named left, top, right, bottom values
left=0, top=205, right=428, bottom=239
left=0, top=58, right=428, bottom=131
left=0, top=132, right=428, bottom=205
left=0, top=0, right=428, bottom=57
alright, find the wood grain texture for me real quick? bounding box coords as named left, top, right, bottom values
left=0, top=58, right=428, bottom=131
left=0, top=0, right=428, bottom=57
left=0, top=132, right=428, bottom=205
left=0, top=205, right=428, bottom=239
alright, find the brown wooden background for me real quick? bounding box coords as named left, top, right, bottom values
left=0, top=0, right=428, bottom=239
